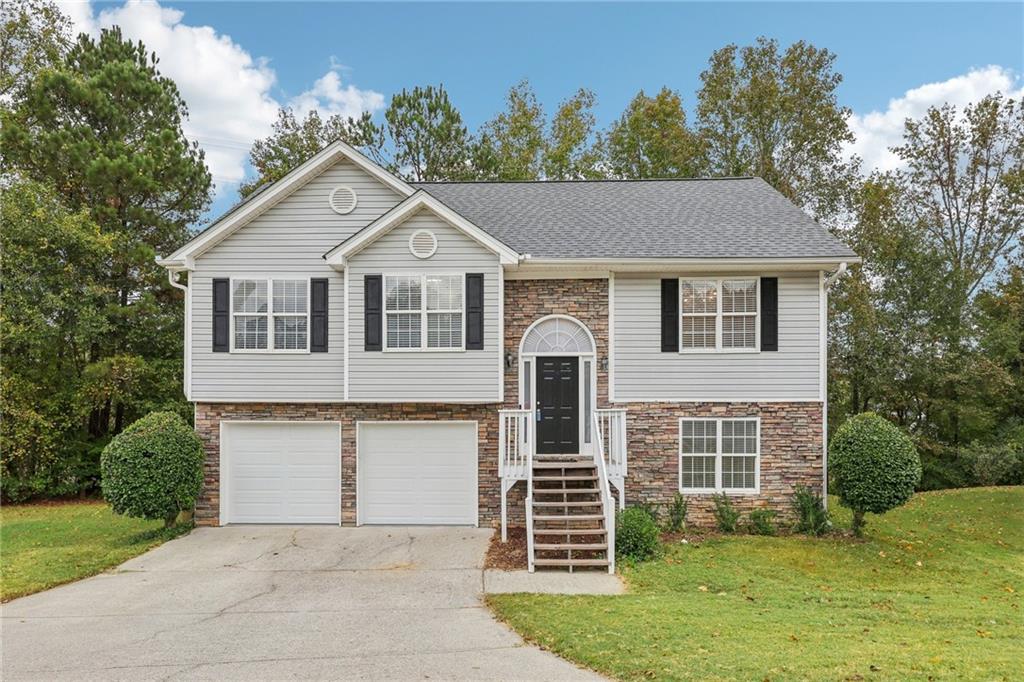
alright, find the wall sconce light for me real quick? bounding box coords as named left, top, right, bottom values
left=504, top=351, right=516, bottom=371
left=600, top=356, right=609, bottom=372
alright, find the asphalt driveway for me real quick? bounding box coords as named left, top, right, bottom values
left=1, top=526, right=600, bottom=680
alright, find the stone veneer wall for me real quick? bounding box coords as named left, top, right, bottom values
left=192, top=278, right=823, bottom=529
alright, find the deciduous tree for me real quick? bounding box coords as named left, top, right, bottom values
left=606, top=87, right=703, bottom=179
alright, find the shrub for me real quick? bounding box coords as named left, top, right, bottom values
left=792, top=485, right=830, bottom=536
left=962, top=441, right=1024, bottom=486
left=712, top=493, right=741, bottom=532
left=616, top=506, right=661, bottom=562
left=748, top=508, right=776, bottom=536
left=666, top=493, right=688, bottom=533
left=630, top=500, right=661, bottom=526
left=101, top=412, right=204, bottom=527
left=830, top=412, right=921, bottom=536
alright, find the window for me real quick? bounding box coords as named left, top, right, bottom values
left=679, top=418, right=759, bottom=492
left=385, top=274, right=463, bottom=350
left=680, top=278, right=758, bottom=351
left=231, top=278, right=308, bottom=352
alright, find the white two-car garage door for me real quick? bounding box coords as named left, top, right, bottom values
left=358, top=422, right=478, bottom=526
left=221, top=422, right=341, bottom=524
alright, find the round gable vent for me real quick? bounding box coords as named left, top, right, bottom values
left=409, top=229, right=438, bottom=259
left=328, top=186, right=358, bottom=215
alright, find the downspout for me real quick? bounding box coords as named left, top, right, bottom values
left=167, top=268, right=189, bottom=292
left=821, top=262, right=849, bottom=508
left=166, top=268, right=191, bottom=401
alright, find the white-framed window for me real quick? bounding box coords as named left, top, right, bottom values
left=384, top=273, right=464, bottom=351
left=680, top=278, right=759, bottom=351
left=679, top=417, right=760, bottom=493
left=231, top=278, right=309, bottom=352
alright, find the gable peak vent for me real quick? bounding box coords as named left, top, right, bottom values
left=329, top=186, right=358, bottom=215
left=409, top=229, right=438, bottom=259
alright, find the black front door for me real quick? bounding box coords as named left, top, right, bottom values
left=536, top=356, right=579, bottom=454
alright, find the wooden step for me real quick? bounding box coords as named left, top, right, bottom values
left=532, top=461, right=596, bottom=470
left=532, top=500, right=602, bottom=508
left=533, top=488, right=600, bottom=495
left=533, top=475, right=598, bottom=482
left=533, top=513, right=604, bottom=522
left=534, top=558, right=609, bottom=567
left=534, top=543, right=608, bottom=551
left=533, top=528, right=607, bottom=536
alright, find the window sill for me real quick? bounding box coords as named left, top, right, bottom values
left=680, top=488, right=760, bottom=496
left=678, top=348, right=761, bottom=355
left=229, top=349, right=311, bottom=355
left=382, top=347, right=467, bottom=354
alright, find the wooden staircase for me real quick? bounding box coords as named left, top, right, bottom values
left=529, top=455, right=611, bottom=571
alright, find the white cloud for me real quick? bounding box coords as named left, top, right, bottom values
left=846, top=66, right=1024, bottom=173
left=59, top=0, right=384, bottom=196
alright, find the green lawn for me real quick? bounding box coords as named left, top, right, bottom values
left=0, top=501, right=190, bottom=601
left=488, top=487, right=1023, bottom=681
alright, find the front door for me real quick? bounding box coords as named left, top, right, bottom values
left=536, top=356, right=579, bottom=454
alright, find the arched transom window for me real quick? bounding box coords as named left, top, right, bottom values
left=521, top=316, right=594, bottom=354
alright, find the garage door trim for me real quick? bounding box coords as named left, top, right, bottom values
left=356, top=420, right=479, bottom=527
left=219, top=420, right=342, bottom=526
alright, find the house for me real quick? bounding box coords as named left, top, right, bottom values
left=157, top=141, right=858, bottom=571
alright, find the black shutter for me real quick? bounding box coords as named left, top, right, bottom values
left=660, top=278, right=679, bottom=352
left=310, top=278, right=329, bottom=352
left=212, top=278, right=230, bottom=352
left=760, top=277, right=778, bottom=351
left=364, top=275, right=382, bottom=351
left=465, top=273, right=484, bottom=350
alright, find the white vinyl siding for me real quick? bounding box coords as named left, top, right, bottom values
left=612, top=272, right=821, bottom=401
left=348, top=209, right=501, bottom=402
left=190, top=158, right=404, bottom=401
left=680, top=417, right=760, bottom=494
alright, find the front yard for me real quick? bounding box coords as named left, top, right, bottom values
left=488, top=487, right=1023, bottom=681
left=0, top=501, right=189, bottom=601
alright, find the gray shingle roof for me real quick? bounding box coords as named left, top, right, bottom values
left=412, top=177, right=856, bottom=260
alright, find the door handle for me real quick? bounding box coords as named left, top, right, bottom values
left=536, top=408, right=542, bottom=422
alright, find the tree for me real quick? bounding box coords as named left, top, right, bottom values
left=829, top=412, right=921, bottom=536
left=2, top=27, right=212, bottom=444
left=474, top=80, right=546, bottom=180
left=385, top=84, right=471, bottom=181
left=605, top=87, right=704, bottom=179
left=241, top=108, right=384, bottom=198
left=696, top=37, right=854, bottom=218
left=543, top=88, right=604, bottom=180
left=0, top=0, right=71, bottom=104
left=0, top=180, right=112, bottom=501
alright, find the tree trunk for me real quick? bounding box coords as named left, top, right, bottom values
left=164, top=512, right=178, bottom=529
left=852, top=509, right=866, bottom=537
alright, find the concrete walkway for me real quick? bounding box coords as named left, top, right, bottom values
left=1, top=526, right=602, bottom=681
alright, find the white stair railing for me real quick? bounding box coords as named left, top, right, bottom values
left=594, top=408, right=627, bottom=508
left=498, top=409, right=532, bottom=542
left=592, top=412, right=616, bottom=574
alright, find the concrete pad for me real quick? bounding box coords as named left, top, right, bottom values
left=2, top=526, right=603, bottom=681
left=484, top=569, right=625, bottom=595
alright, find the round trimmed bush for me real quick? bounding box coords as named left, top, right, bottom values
left=829, top=412, right=921, bottom=536
left=101, top=411, right=204, bottom=527
left=616, top=505, right=661, bottom=562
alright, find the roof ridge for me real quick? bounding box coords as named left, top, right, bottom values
left=412, top=176, right=757, bottom=185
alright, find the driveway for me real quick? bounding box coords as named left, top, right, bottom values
left=1, top=526, right=601, bottom=681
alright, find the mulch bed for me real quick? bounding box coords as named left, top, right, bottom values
left=485, top=526, right=528, bottom=570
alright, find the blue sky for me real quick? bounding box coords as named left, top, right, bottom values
left=75, top=1, right=1024, bottom=224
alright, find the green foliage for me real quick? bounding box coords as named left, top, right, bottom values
left=712, top=494, right=741, bottom=532
left=241, top=108, right=384, bottom=197
left=385, top=84, right=471, bottom=181
left=101, top=412, right=203, bottom=526
left=830, top=413, right=922, bottom=535
left=696, top=37, right=853, bottom=219
left=666, top=493, right=688, bottom=533
left=543, top=88, right=604, bottom=180
left=615, top=506, right=661, bottom=563
left=606, top=87, right=704, bottom=179
left=792, top=485, right=830, bottom=536
left=0, top=0, right=71, bottom=103
left=474, top=80, right=546, bottom=180
left=962, top=441, right=1024, bottom=486
left=747, top=508, right=776, bottom=536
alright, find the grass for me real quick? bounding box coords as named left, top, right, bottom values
left=487, top=487, right=1023, bottom=681
left=0, top=501, right=191, bottom=601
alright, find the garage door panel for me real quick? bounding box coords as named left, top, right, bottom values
left=223, top=422, right=340, bottom=524
left=359, top=422, right=477, bottom=526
